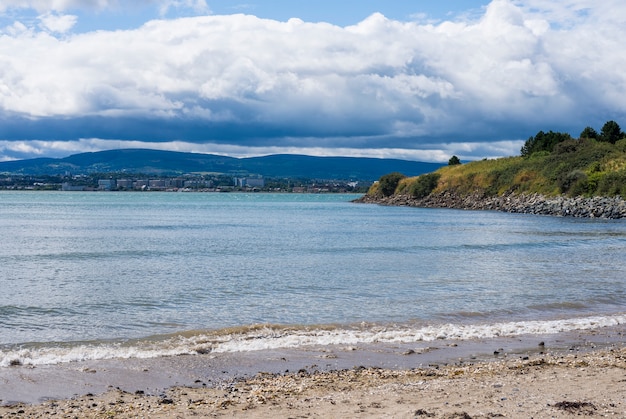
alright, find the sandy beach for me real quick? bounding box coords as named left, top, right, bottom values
left=1, top=347, right=624, bottom=418
left=1, top=327, right=624, bottom=418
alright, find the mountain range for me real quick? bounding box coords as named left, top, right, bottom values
left=0, top=149, right=443, bottom=181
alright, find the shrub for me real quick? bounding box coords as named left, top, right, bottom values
left=378, top=172, right=406, bottom=197
left=410, top=173, right=441, bottom=198
left=553, top=139, right=581, bottom=154
left=596, top=171, right=626, bottom=197
left=558, top=170, right=588, bottom=195
left=615, top=138, right=626, bottom=152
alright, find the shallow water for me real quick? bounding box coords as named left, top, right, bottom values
left=1, top=191, right=625, bottom=366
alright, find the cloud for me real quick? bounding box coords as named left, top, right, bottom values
left=0, top=0, right=625, bottom=163
left=0, top=1, right=210, bottom=14
left=0, top=1, right=117, bottom=13
left=38, top=12, right=77, bottom=33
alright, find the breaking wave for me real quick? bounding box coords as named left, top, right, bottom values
left=2, top=313, right=624, bottom=367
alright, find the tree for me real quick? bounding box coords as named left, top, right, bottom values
left=448, top=155, right=461, bottom=165
left=599, top=120, right=623, bottom=144
left=377, top=172, right=406, bottom=197
left=579, top=126, right=598, bottom=139
left=521, top=130, right=573, bottom=157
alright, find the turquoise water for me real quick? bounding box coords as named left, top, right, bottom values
left=1, top=191, right=625, bottom=365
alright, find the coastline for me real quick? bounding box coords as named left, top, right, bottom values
left=1, top=324, right=624, bottom=417
left=355, top=191, right=626, bottom=219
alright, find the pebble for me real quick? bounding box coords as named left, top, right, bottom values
left=360, top=192, right=626, bottom=219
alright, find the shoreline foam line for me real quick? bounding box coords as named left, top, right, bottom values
left=1, top=313, right=624, bottom=367
left=1, top=323, right=625, bottom=406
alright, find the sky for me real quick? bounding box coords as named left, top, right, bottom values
left=0, top=1, right=625, bottom=163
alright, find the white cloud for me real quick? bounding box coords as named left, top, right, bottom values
left=38, top=12, right=77, bottom=33
left=0, top=0, right=211, bottom=14
left=4, top=20, right=31, bottom=36
left=0, top=0, right=625, bottom=163
left=0, top=1, right=117, bottom=13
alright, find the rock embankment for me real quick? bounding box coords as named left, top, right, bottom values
left=355, top=192, right=626, bottom=219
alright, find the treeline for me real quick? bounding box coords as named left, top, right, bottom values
left=521, top=120, right=625, bottom=157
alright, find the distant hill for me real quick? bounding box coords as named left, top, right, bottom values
left=0, top=149, right=443, bottom=181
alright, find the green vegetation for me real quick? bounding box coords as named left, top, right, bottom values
left=520, top=121, right=625, bottom=157
left=374, top=172, right=407, bottom=197
left=408, top=173, right=441, bottom=198
left=520, top=130, right=573, bottom=157
left=369, top=120, right=626, bottom=199
left=448, top=155, right=461, bottom=166
left=599, top=120, right=624, bottom=144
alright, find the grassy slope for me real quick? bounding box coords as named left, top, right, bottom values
left=370, top=138, right=626, bottom=199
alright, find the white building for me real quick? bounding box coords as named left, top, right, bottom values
left=235, top=177, right=265, bottom=188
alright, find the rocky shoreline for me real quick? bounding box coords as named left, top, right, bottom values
left=355, top=192, right=626, bottom=219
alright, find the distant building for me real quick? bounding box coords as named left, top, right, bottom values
left=169, top=178, right=184, bottom=188
left=133, top=180, right=149, bottom=190
left=98, top=179, right=116, bottom=190
left=149, top=180, right=166, bottom=189
left=184, top=179, right=212, bottom=189
left=116, top=179, right=133, bottom=189
left=234, top=177, right=265, bottom=188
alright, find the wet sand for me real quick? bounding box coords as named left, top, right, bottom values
left=1, top=325, right=625, bottom=418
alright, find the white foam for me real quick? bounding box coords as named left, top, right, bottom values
left=0, top=341, right=197, bottom=367
left=2, top=313, right=624, bottom=367
left=207, top=314, right=626, bottom=353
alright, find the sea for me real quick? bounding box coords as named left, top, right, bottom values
left=1, top=191, right=625, bottom=368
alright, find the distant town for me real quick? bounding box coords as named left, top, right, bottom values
left=0, top=173, right=370, bottom=193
